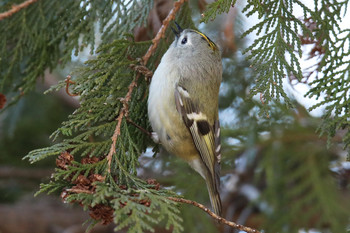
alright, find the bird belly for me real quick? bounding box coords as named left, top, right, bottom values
left=148, top=69, right=198, bottom=161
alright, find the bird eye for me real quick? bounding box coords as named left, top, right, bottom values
left=181, top=37, right=187, bottom=44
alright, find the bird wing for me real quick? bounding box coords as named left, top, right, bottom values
left=174, top=84, right=221, bottom=185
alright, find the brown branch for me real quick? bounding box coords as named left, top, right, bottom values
left=106, top=0, right=188, bottom=173
left=0, top=0, right=38, bottom=20
left=259, top=93, right=265, bottom=105
left=127, top=118, right=152, bottom=138
left=106, top=111, right=124, bottom=173
left=66, top=188, right=263, bottom=233
left=168, top=197, right=262, bottom=233
left=129, top=64, right=153, bottom=78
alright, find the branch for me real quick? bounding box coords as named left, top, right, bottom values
left=129, top=64, right=153, bottom=80
left=168, top=197, right=262, bottom=233
left=106, top=0, right=188, bottom=172
left=106, top=111, right=124, bottom=173
left=43, top=70, right=80, bottom=108
left=66, top=188, right=262, bottom=233
left=0, top=0, right=38, bottom=21
left=127, top=118, right=153, bottom=138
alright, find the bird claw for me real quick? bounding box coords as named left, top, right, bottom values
left=151, top=132, right=160, bottom=143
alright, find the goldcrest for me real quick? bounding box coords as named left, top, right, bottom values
left=148, top=23, right=222, bottom=216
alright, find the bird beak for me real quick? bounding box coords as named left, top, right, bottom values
left=171, top=21, right=183, bottom=38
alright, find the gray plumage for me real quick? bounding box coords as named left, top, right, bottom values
left=148, top=28, right=222, bottom=216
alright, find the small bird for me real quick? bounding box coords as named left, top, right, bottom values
left=147, top=23, right=222, bottom=216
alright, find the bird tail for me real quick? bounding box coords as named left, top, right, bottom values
left=205, top=173, right=222, bottom=216
left=188, top=159, right=222, bottom=216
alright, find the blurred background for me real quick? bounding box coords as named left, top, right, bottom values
left=1, top=0, right=349, bottom=233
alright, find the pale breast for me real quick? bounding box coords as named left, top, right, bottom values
left=147, top=62, right=198, bottom=159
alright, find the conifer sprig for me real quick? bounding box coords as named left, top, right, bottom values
left=0, top=0, right=38, bottom=20
left=241, top=0, right=315, bottom=115
left=200, top=0, right=237, bottom=23
left=303, top=1, right=350, bottom=153
left=0, top=0, right=153, bottom=107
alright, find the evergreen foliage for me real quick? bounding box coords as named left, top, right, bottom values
left=241, top=0, right=312, bottom=113
left=258, top=118, right=349, bottom=232
left=240, top=0, right=350, bottom=155
left=303, top=1, right=350, bottom=155
left=0, top=0, right=153, bottom=107
left=200, top=0, right=237, bottom=23
left=219, top=44, right=349, bottom=232
left=1, top=0, right=349, bottom=232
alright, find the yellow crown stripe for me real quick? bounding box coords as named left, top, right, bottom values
left=194, top=30, right=217, bottom=51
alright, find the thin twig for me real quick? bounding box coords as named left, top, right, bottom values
left=65, top=75, right=79, bottom=97
left=127, top=118, right=153, bottom=138
left=106, top=0, right=188, bottom=172
left=107, top=112, right=124, bottom=173
left=43, top=70, right=80, bottom=108
left=66, top=187, right=261, bottom=232
left=259, top=93, right=265, bottom=105
left=129, top=64, right=153, bottom=79
left=0, top=0, right=38, bottom=20
left=168, top=197, right=262, bottom=233
left=66, top=185, right=260, bottom=231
